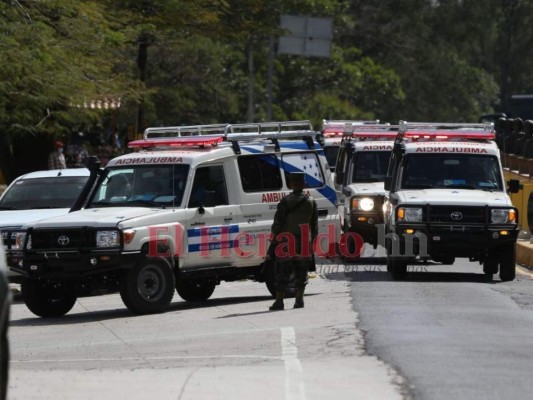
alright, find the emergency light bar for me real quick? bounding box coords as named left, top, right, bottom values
left=398, top=121, right=495, bottom=140
left=144, top=124, right=228, bottom=140
left=128, top=136, right=224, bottom=149
left=322, top=119, right=381, bottom=136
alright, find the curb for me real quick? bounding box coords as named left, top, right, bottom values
left=516, top=241, right=533, bottom=271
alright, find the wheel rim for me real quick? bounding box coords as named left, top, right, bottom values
left=137, top=264, right=165, bottom=302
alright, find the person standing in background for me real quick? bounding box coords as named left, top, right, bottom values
left=48, top=140, right=67, bottom=170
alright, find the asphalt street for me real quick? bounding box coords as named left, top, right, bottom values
left=8, top=248, right=533, bottom=400
left=7, top=268, right=402, bottom=400
left=326, top=253, right=533, bottom=400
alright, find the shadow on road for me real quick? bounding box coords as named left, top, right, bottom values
left=318, top=259, right=497, bottom=284
left=10, top=294, right=276, bottom=326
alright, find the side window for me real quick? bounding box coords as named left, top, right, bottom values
left=237, top=155, right=282, bottom=192
left=282, top=152, right=325, bottom=188
left=188, top=165, right=229, bottom=208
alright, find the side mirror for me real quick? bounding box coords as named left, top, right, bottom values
left=335, top=172, right=345, bottom=185
left=86, top=156, right=101, bottom=172
left=392, top=142, right=403, bottom=155
left=384, top=176, right=392, bottom=191
left=508, top=179, right=521, bottom=193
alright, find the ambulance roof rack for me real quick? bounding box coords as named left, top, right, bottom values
left=143, top=124, right=229, bottom=139
left=223, top=120, right=315, bottom=154
left=396, top=121, right=495, bottom=142
left=130, top=120, right=316, bottom=153
left=342, top=124, right=398, bottom=140
left=322, top=119, right=381, bottom=136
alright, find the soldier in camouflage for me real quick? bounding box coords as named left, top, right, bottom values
left=269, top=172, right=318, bottom=311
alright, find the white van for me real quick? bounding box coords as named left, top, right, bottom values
left=9, top=121, right=340, bottom=317
left=0, top=168, right=90, bottom=282
left=334, top=124, right=397, bottom=254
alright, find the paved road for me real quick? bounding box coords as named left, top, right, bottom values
left=325, top=254, right=533, bottom=400
left=7, top=271, right=402, bottom=400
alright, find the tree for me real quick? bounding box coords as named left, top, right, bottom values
left=0, top=1, right=134, bottom=180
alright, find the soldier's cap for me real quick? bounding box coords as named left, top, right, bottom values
left=290, top=172, right=305, bottom=184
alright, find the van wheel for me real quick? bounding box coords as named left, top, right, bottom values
left=387, top=257, right=408, bottom=280
left=21, top=279, right=77, bottom=318
left=499, top=245, right=516, bottom=282
left=483, top=255, right=498, bottom=276
left=119, top=258, right=174, bottom=314
left=176, top=279, right=216, bottom=302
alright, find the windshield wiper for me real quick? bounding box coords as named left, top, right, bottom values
left=126, top=199, right=157, bottom=207
left=0, top=206, right=18, bottom=210
left=444, top=184, right=477, bottom=190
left=403, top=184, right=435, bottom=189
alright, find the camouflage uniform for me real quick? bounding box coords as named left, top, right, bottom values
left=269, top=173, right=318, bottom=310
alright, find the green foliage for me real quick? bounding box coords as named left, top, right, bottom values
left=3, top=0, right=533, bottom=182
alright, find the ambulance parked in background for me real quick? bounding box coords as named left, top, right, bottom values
left=334, top=124, right=398, bottom=255
left=383, top=121, right=520, bottom=281
left=319, top=120, right=380, bottom=174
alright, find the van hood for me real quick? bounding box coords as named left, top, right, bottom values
left=22, top=207, right=163, bottom=229
left=397, top=189, right=512, bottom=206
left=345, top=182, right=386, bottom=196
left=0, top=209, right=71, bottom=229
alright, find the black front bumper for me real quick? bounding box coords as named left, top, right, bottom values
left=392, top=223, right=518, bottom=258
left=8, top=249, right=141, bottom=280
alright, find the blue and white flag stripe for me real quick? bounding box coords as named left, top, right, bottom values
left=187, top=224, right=240, bottom=253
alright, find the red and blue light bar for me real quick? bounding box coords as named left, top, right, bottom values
left=128, top=136, right=224, bottom=149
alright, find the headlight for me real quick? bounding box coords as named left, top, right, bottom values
left=96, top=231, right=120, bottom=248
left=351, top=197, right=375, bottom=211
left=397, top=207, right=423, bottom=222
left=14, top=232, right=31, bottom=250
left=491, top=209, right=516, bottom=224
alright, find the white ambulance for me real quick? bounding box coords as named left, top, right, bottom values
left=333, top=124, right=397, bottom=255
left=319, top=119, right=380, bottom=174
left=9, top=121, right=340, bottom=317
left=383, top=121, right=520, bottom=281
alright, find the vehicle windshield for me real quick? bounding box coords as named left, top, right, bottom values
left=0, top=176, right=88, bottom=210
left=401, top=154, right=503, bottom=191
left=324, top=146, right=340, bottom=171
left=351, top=151, right=391, bottom=183
left=88, top=164, right=190, bottom=208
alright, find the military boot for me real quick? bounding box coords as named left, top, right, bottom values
left=294, top=287, right=305, bottom=309
left=269, top=290, right=285, bottom=311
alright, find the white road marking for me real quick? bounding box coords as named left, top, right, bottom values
left=280, top=327, right=306, bottom=400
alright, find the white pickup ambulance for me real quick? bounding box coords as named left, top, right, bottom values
left=319, top=119, right=380, bottom=174
left=383, top=121, right=520, bottom=281
left=9, top=121, right=340, bottom=317
left=334, top=124, right=398, bottom=255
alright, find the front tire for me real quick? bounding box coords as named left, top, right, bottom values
left=499, top=245, right=516, bottom=282
left=388, top=257, right=408, bottom=280
left=21, top=279, right=77, bottom=318
left=176, top=279, right=216, bottom=302
left=119, top=258, right=174, bottom=314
